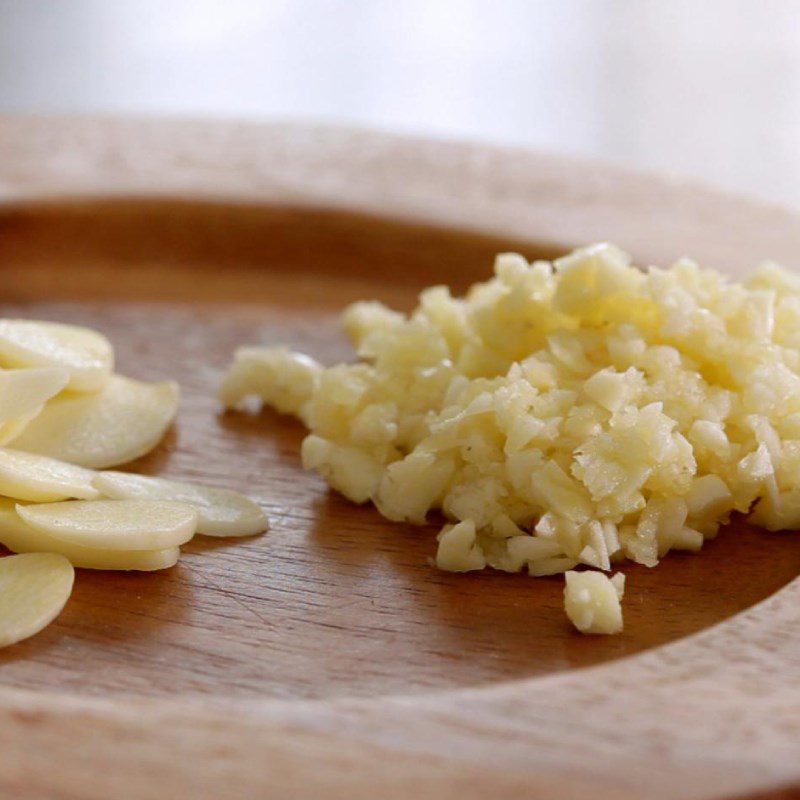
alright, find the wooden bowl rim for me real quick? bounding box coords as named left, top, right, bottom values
left=0, top=115, right=798, bottom=800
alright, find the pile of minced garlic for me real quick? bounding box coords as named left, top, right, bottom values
left=221, top=243, right=800, bottom=634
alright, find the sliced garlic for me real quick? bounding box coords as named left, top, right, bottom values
left=12, top=374, right=179, bottom=469
left=0, top=367, right=69, bottom=425
left=0, top=499, right=178, bottom=571
left=0, top=408, right=43, bottom=446
left=17, top=499, right=197, bottom=551
left=0, top=319, right=113, bottom=392
left=0, top=448, right=99, bottom=502
left=0, top=552, right=74, bottom=647
left=94, top=471, right=268, bottom=537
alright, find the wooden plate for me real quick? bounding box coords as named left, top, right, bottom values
left=0, top=117, right=799, bottom=799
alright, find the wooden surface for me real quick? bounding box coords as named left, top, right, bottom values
left=0, top=117, right=799, bottom=798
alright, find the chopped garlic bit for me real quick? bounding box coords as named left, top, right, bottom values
left=564, top=570, right=625, bottom=635
left=435, top=520, right=486, bottom=572
left=222, top=243, right=800, bottom=634
left=219, top=346, right=322, bottom=420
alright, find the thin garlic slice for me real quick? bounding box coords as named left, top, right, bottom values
left=0, top=319, right=113, bottom=392
left=12, top=374, right=179, bottom=469
left=94, top=471, right=268, bottom=537
left=0, top=448, right=99, bottom=502
left=0, top=499, right=178, bottom=571
left=17, top=500, right=197, bottom=551
left=0, top=408, right=43, bottom=446
left=0, top=367, right=69, bottom=425
left=0, top=552, right=74, bottom=647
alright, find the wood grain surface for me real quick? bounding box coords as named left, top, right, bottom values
left=0, top=116, right=798, bottom=799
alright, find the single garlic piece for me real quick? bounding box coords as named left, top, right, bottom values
left=94, top=471, right=267, bottom=537
left=563, top=570, right=625, bottom=635
left=219, top=346, right=322, bottom=419
left=13, top=374, right=179, bottom=468
left=0, top=448, right=99, bottom=502
left=17, top=499, right=197, bottom=550
left=0, top=552, right=74, bottom=647
left=0, top=367, right=68, bottom=425
left=0, top=319, right=113, bottom=392
left=0, top=499, right=178, bottom=571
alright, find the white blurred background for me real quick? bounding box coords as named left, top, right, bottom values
left=1, top=0, right=799, bottom=207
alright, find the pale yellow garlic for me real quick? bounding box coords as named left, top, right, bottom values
left=564, top=570, right=625, bottom=635
left=222, top=243, right=800, bottom=635
left=93, top=471, right=267, bottom=537
left=13, top=374, right=179, bottom=469
left=0, top=320, right=113, bottom=392
left=17, top=499, right=197, bottom=550
left=0, top=499, right=179, bottom=571
left=0, top=552, right=74, bottom=647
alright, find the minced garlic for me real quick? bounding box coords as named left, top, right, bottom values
left=221, top=243, right=800, bottom=633
left=564, top=570, right=625, bottom=634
